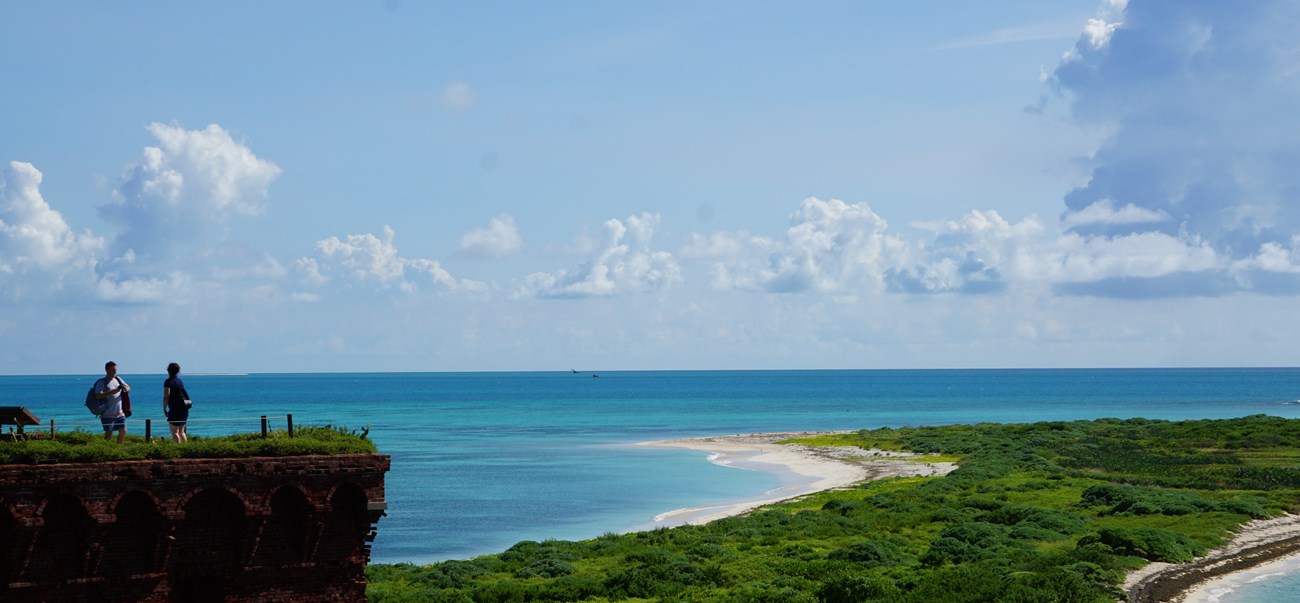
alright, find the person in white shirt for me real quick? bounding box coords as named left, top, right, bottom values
left=94, top=361, right=131, bottom=443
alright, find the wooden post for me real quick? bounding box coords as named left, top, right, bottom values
left=261, top=415, right=268, bottom=438
left=145, top=419, right=152, bottom=443
left=287, top=414, right=294, bottom=438
left=50, top=419, right=55, bottom=440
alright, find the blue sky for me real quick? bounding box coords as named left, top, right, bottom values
left=4, top=0, right=1299, bottom=374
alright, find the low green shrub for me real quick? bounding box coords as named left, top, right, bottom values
left=513, top=558, right=574, bottom=579
left=1078, top=527, right=1206, bottom=563
left=602, top=549, right=714, bottom=598
left=1078, top=484, right=1265, bottom=518
left=526, top=575, right=604, bottom=602
left=815, top=572, right=900, bottom=603
left=827, top=540, right=903, bottom=566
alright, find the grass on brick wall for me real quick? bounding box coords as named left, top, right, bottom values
left=0, top=426, right=376, bottom=464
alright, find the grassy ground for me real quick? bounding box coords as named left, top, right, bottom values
left=0, top=425, right=375, bottom=464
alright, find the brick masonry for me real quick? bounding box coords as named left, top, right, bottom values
left=0, top=453, right=390, bottom=602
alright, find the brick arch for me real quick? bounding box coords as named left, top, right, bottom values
left=322, top=479, right=363, bottom=504
left=174, top=488, right=247, bottom=567
left=29, top=488, right=88, bottom=523
left=170, top=487, right=249, bottom=601
left=100, top=490, right=165, bottom=578
left=164, top=483, right=254, bottom=522
left=255, top=480, right=316, bottom=513
left=315, top=481, right=369, bottom=564
left=104, top=487, right=165, bottom=518
left=252, top=485, right=311, bottom=567
left=171, top=483, right=248, bottom=512
left=25, top=493, right=94, bottom=582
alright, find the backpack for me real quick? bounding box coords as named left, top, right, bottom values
left=85, top=383, right=109, bottom=417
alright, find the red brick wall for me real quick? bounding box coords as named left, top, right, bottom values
left=0, top=454, right=390, bottom=602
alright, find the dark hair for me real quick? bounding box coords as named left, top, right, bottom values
left=105, top=361, right=116, bottom=371
left=167, top=362, right=181, bottom=377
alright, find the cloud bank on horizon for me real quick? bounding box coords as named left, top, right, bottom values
left=2, top=0, right=1298, bottom=372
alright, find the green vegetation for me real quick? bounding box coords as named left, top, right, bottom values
left=367, top=415, right=1300, bottom=602
left=0, top=426, right=375, bottom=464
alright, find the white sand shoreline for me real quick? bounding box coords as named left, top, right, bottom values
left=1124, top=513, right=1300, bottom=602
left=1181, top=551, right=1300, bottom=602
left=636, top=431, right=956, bottom=527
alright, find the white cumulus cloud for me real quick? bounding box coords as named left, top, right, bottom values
left=1050, top=231, right=1221, bottom=282
left=891, top=210, right=1045, bottom=294
left=1232, top=238, right=1300, bottom=274
left=0, top=161, right=104, bottom=277
left=517, top=213, right=681, bottom=298
left=31, top=121, right=292, bottom=305
left=691, top=194, right=1241, bottom=298
left=105, top=122, right=282, bottom=271
left=294, top=257, right=329, bottom=287
left=460, top=214, right=523, bottom=258
left=707, top=198, right=905, bottom=294
left=115, top=122, right=281, bottom=219
left=312, top=226, right=486, bottom=294
left=93, top=272, right=192, bottom=304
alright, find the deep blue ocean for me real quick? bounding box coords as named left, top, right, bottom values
left=4, top=368, right=1300, bottom=602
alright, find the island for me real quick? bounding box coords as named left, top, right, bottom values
left=368, top=415, right=1300, bottom=602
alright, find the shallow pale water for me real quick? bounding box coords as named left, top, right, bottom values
left=4, top=368, right=1300, bottom=573
left=1206, top=554, right=1300, bottom=603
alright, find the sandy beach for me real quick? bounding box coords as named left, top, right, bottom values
left=637, top=431, right=956, bottom=526
left=1124, top=514, right=1300, bottom=603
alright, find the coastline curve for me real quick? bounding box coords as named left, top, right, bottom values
left=1125, top=514, right=1300, bottom=603
left=637, top=431, right=956, bottom=527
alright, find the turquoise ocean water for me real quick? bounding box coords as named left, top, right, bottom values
left=4, top=368, right=1300, bottom=601
left=1203, top=554, right=1300, bottom=603
left=1230, top=566, right=1300, bottom=603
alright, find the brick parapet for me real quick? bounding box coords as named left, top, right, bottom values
left=0, top=453, right=390, bottom=602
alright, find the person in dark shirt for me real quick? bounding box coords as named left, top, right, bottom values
left=163, top=362, right=190, bottom=443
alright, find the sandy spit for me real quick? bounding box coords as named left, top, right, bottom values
left=637, top=431, right=955, bottom=526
